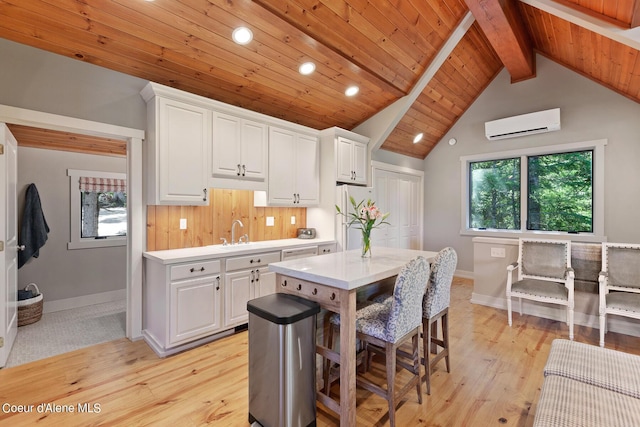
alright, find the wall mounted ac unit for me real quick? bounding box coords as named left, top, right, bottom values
left=485, top=108, right=560, bottom=140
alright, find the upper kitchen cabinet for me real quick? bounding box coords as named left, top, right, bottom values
left=211, top=112, right=268, bottom=185
left=141, top=83, right=210, bottom=205
left=320, top=127, right=370, bottom=186
left=268, top=126, right=319, bottom=206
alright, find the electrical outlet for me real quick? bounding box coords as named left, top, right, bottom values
left=179, top=218, right=187, bottom=230
left=291, top=216, right=296, bottom=225
left=266, top=216, right=275, bottom=226
left=490, top=247, right=506, bottom=258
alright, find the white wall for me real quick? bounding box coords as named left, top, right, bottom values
left=0, top=38, right=147, bottom=130
left=17, top=147, right=127, bottom=303
left=423, top=54, right=640, bottom=272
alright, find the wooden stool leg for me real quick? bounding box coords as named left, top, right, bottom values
left=386, top=341, right=397, bottom=427
left=443, top=312, right=450, bottom=373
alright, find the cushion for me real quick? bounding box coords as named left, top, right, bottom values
left=534, top=375, right=640, bottom=427
left=607, top=291, right=640, bottom=314
left=544, top=339, right=640, bottom=399
left=511, top=278, right=569, bottom=301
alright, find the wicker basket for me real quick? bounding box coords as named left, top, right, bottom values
left=18, top=283, right=43, bottom=326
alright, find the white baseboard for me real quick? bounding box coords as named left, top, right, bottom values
left=43, top=289, right=126, bottom=313
left=455, top=269, right=474, bottom=280
left=471, top=293, right=640, bottom=339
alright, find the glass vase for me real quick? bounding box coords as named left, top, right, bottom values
left=361, top=231, right=372, bottom=258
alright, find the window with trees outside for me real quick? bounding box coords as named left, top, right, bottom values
left=68, top=169, right=127, bottom=249
left=461, top=140, right=606, bottom=238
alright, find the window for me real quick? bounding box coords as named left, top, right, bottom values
left=68, top=169, right=127, bottom=249
left=461, top=140, right=606, bottom=239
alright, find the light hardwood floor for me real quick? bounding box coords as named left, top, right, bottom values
left=2, top=278, right=639, bottom=426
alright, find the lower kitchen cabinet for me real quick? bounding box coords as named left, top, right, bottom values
left=224, top=251, right=280, bottom=327
left=170, top=274, right=222, bottom=344
left=143, top=258, right=223, bottom=356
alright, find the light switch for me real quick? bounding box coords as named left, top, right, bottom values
left=291, top=216, right=296, bottom=225
left=179, top=218, right=187, bottom=230
left=266, top=216, right=275, bottom=226
left=490, top=247, right=506, bottom=258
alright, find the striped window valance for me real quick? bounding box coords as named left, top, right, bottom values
left=79, top=176, right=126, bottom=193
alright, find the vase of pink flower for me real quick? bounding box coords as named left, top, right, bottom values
left=336, top=197, right=390, bottom=258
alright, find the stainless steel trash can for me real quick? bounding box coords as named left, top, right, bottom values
left=247, top=293, right=320, bottom=427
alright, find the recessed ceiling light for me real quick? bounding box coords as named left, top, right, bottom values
left=299, top=62, right=316, bottom=75
left=345, top=85, right=359, bottom=97
left=232, top=27, right=253, bottom=45
left=448, top=137, right=457, bottom=146
left=413, top=133, right=424, bottom=144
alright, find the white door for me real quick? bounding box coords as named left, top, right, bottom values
left=0, top=124, right=18, bottom=367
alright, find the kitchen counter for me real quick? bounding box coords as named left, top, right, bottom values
left=269, top=247, right=438, bottom=290
left=143, top=238, right=336, bottom=264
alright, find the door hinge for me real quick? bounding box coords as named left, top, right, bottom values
left=0, top=241, right=3, bottom=251
left=0, top=337, right=4, bottom=348
left=0, top=143, right=4, bottom=155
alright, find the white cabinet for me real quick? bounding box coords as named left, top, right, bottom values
left=268, top=127, right=319, bottom=206
left=318, top=242, right=337, bottom=255
left=143, top=258, right=222, bottom=355
left=211, top=112, right=267, bottom=181
left=336, top=136, right=368, bottom=185
left=224, top=251, right=280, bottom=327
left=141, top=84, right=210, bottom=205
left=319, top=127, right=370, bottom=186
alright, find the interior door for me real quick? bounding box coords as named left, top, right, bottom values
left=0, top=123, right=18, bottom=367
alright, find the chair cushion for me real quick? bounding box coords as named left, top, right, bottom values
left=328, top=300, right=379, bottom=326
left=354, top=303, right=391, bottom=342
left=511, top=278, right=568, bottom=300
left=533, top=375, right=640, bottom=427
left=606, top=291, right=640, bottom=314
left=544, top=339, right=640, bottom=399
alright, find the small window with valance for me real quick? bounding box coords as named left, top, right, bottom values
left=68, top=169, right=127, bottom=249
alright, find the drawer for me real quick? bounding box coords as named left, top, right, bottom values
left=318, top=243, right=337, bottom=255
left=225, top=251, right=280, bottom=272
left=170, top=259, right=221, bottom=281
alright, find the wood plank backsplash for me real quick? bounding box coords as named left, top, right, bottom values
left=146, top=189, right=307, bottom=251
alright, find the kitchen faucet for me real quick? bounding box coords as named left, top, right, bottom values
left=231, top=219, right=244, bottom=244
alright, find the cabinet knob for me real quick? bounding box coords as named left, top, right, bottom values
left=312, top=288, right=317, bottom=295
left=330, top=292, right=336, bottom=301
left=282, top=280, right=287, bottom=287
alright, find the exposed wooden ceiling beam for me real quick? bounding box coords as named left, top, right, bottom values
left=353, top=12, right=476, bottom=152
left=465, top=0, right=535, bottom=83
left=521, top=0, right=640, bottom=50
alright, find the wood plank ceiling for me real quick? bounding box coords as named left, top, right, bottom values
left=0, top=0, right=639, bottom=159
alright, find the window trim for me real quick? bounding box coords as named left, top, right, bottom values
left=459, top=139, right=607, bottom=242
left=67, top=169, right=127, bottom=249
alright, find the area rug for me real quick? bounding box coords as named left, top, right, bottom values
left=4, top=300, right=126, bottom=368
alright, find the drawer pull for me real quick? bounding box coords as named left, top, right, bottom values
left=282, top=280, right=287, bottom=287
left=296, top=284, right=302, bottom=291
left=330, top=292, right=336, bottom=301
left=190, top=267, right=205, bottom=273
left=312, top=288, right=318, bottom=295
left=216, top=276, right=220, bottom=290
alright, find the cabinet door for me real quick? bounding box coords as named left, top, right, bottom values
left=254, top=266, right=277, bottom=298
left=240, top=120, right=268, bottom=180
left=169, top=274, right=221, bottom=345
left=336, top=136, right=354, bottom=183
left=268, top=127, right=297, bottom=204
left=224, top=270, right=254, bottom=326
left=295, top=133, right=319, bottom=205
left=352, top=140, right=368, bottom=185
left=158, top=97, right=209, bottom=204
left=211, top=112, right=242, bottom=178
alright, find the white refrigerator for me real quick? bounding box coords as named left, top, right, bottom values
left=335, top=184, right=378, bottom=251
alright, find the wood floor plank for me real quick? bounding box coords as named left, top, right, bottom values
left=2, top=278, right=640, bottom=426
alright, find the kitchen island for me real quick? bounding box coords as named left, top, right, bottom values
left=269, top=247, right=438, bottom=427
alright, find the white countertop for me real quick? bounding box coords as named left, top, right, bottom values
left=143, top=238, right=336, bottom=264
left=268, top=247, right=438, bottom=290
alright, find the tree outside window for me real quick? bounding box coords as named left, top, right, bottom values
left=469, top=150, right=593, bottom=233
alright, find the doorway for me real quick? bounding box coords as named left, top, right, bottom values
left=0, top=104, right=144, bottom=367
